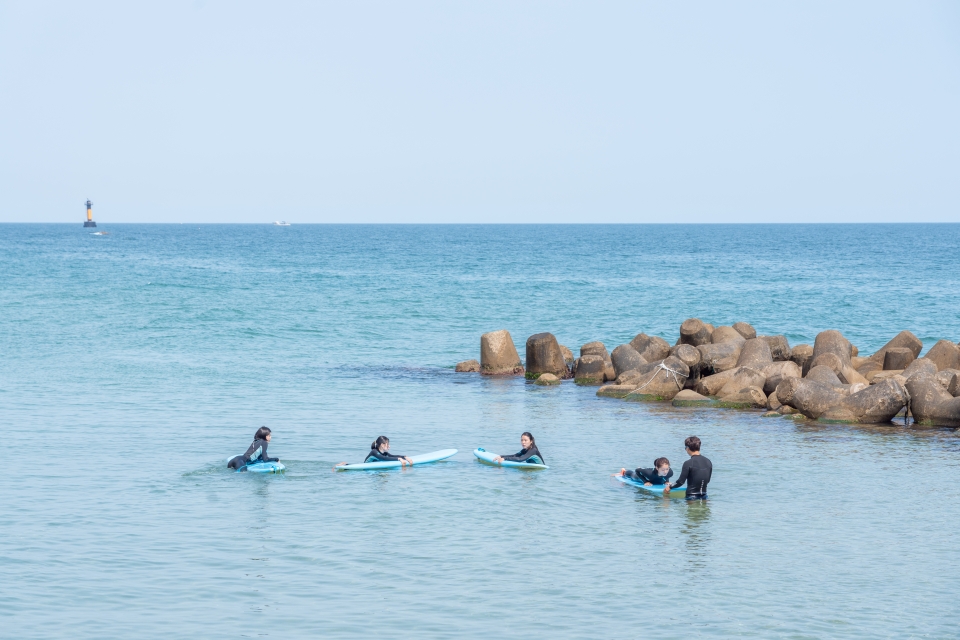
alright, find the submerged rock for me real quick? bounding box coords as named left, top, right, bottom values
left=455, top=359, right=480, bottom=372
left=672, top=389, right=713, bottom=407
left=574, top=354, right=606, bottom=385
left=525, top=333, right=571, bottom=379
left=480, top=330, right=524, bottom=375
left=715, top=386, right=767, bottom=409
left=597, top=384, right=638, bottom=398
left=534, top=373, right=562, bottom=386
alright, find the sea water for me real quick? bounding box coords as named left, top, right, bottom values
left=1, top=224, right=958, bottom=638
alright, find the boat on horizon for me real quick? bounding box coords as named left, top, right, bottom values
left=273, top=221, right=291, bottom=226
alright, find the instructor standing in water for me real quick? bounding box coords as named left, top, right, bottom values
left=666, top=436, right=712, bottom=499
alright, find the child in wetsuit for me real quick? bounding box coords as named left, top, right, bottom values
left=227, top=426, right=280, bottom=470
left=618, top=456, right=672, bottom=486
left=493, top=432, right=545, bottom=465
left=364, top=436, right=414, bottom=465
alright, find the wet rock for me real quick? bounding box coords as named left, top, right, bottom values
left=812, top=330, right=853, bottom=369
left=574, top=355, right=606, bottom=385
left=596, top=384, right=638, bottom=398
left=697, top=341, right=743, bottom=374
left=762, top=411, right=780, bottom=418
left=624, top=356, right=690, bottom=401
left=716, top=386, right=767, bottom=409
left=717, top=367, right=766, bottom=398
left=869, top=330, right=923, bottom=365
left=733, top=322, right=757, bottom=340
left=776, top=377, right=846, bottom=420
left=767, top=389, right=782, bottom=411
left=480, top=330, right=524, bottom=375
left=611, top=344, right=647, bottom=379
left=603, top=361, right=617, bottom=382
left=811, top=353, right=844, bottom=375
left=761, top=335, right=791, bottom=361
left=560, top=345, right=575, bottom=368
left=905, top=373, right=960, bottom=427
left=630, top=333, right=672, bottom=363
left=761, top=361, right=802, bottom=396
left=902, top=357, right=937, bottom=380
left=679, top=318, right=712, bottom=347
left=534, top=373, right=561, bottom=386
left=455, top=359, right=480, bottom=372
left=883, top=347, right=915, bottom=371
left=821, top=379, right=908, bottom=424
left=790, top=344, right=814, bottom=376
left=778, top=404, right=799, bottom=415
left=525, top=333, right=571, bottom=379
left=923, top=340, right=960, bottom=372
left=737, top=338, right=774, bottom=369
left=672, top=389, right=714, bottom=407
left=696, top=368, right=740, bottom=396
left=711, top=326, right=746, bottom=345
left=805, top=365, right=843, bottom=387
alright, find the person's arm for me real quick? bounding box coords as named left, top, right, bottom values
left=366, top=449, right=403, bottom=462
left=261, top=441, right=279, bottom=463
left=667, top=461, right=689, bottom=489
left=502, top=448, right=540, bottom=463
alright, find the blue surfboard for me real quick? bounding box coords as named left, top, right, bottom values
left=226, top=457, right=285, bottom=474
left=615, top=473, right=685, bottom=496
left=335, top=449, right=457, bottom=471
left=474, top=448, right=548, bottom=470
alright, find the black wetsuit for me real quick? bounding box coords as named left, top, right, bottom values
left=669, top=454, right=712, bottom=499
left=501, top=446, right=545, bottom=465
left=227, top=438, right=278, bottom=470
left=624, top=467, right=673, bottom=485
left=365, top=448, right=406, bottom=463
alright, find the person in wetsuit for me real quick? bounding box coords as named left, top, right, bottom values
left=227, top=426, right=280, bottom=470
left=618, top=456, right=672, bottom=486
left=492, top=432, right=545, bottom=465
left=666, top=436, right=712, bottom=499
left=364, top=436, right=414, bottom=465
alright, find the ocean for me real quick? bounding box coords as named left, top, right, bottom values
left=2, top=223, right=958, bottom=638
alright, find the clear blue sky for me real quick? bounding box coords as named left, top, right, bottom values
left=1, top=1, right=958, bottom=223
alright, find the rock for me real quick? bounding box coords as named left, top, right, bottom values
left=611, top=344, right=647, bottom=378
left=580, top=341, right=609, bottom=359
left=717, top=367, right=766, bottom=398
left=935, top=369, right=958, bottom=390
left=670, top=343, right=702, bottom=370
left=716, top=386, right=767, bottom=409
left=733, top=322, right=757, bottom=340
left=697, top=341, right=743, bottom=374
left=736, top=338, right=774, bottom=369
left=679, top=318, right=712, bottom=347
left=851, top=356, right=872, bottom=369
left=761, top=335, right=791, bottom=361
left=559, top=345, right=575, bottom=368
left=596, top=384, right=638, bottom=398
left=480, top=330, right=524, bottom=375
left=857, top=359, right=882, bottom=377
left=948, top=372, right=960, bottom=397
left=704, top=323, right=716, bottom=335
left=778, top=404, right=799, bottom=415
left=883, top=347, right=915, bottom=371
left=455, top=359, right=480, bottom=372
left=923, top=340, right=960, bottom=372
left=812, top=330, right=853, bottom=369
left=869, top=330, right=923, bottom=365
left=603, top=361, right=617, bottom=382
left=696, top=368, right=741, bottom=396
left=811, top=352, right=844, bottom=375
left=851, top=345, right=859, bottom=357
left=790, top=344, right=814, bottom=376
left=672, top=389, right=714, bottom=407
left=867, top=369, right=903, bottom=383
left=838, top=365, right=869, bottom=387
left=762, top=411, right=780, bottom=418
left=711, top=326, right=746, bottom=345
left=624, top=356, right=690, bottom=401
left=574, top=354, right=606, bottom=385
left=761, top=361, right=802, bottom=396
left=534, top=373, right=561, bottom=386
left=525, top=333, right=571, bottom=379
left=616, top=370, right=644, bottom=386
left=767, top=389, right=782, bottom=411
left=776, top=377, right=846, bottom=420
left=819, top=379, right=908, bottom=423
left=630, top=333, right=672, bottom=363
left=902, top=357, right=937, bottom=380
left=805, top=365, right=843, bottom=387
left=905, top=373, right=960, bottom=427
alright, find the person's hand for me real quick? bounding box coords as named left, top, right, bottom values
left=493, top=456, right=503, bottom=463
left=644, top=482, right=652, bottom=487
left=663, top=484, right=672, bottom=494
left=617, top=468, right=625, bottom=476
left=334, top=462, right=347, bottom=469
left=404, top=457, right=414, bottom=465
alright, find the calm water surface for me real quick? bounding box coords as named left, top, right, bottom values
left=1, top=224, right=959, bottom=638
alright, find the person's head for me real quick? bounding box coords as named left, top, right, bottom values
left=654, top=457, right=670, bottom=476
left=520, top=432, right=535, bottom=449
left=684, top=436, right=701, bottom=453
left=372, top=436, right=390, bottom=452
left=255, top=426, right=271, bottom=442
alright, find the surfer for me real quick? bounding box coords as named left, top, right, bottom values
left=617, top=457, right=672, bottom=486
left=665, top=436, right=712, bottom=499
left=228, top=426, right=280, bottom=470
left=364, top=436, right=414, bottom=466
left=492, top=432, right=545, bottom=465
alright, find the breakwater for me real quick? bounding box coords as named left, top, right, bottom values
left=457, top=321, right=960, bottom=426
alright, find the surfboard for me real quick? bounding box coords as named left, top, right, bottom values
left=473, top=448, right=548, bottom=470
left=335, top=449, right=457, bottom=471
left=226, top=457, right=286, bottom=473
left=615, top=473, right=685, bottom=496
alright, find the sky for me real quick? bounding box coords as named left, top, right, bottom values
left=1, top=1, right=959, bottom=223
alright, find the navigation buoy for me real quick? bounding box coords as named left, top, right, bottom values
left=83, top=199, right=97, bottom=228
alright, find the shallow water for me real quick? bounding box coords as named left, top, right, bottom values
left=2, top=224, right=959, bottom=638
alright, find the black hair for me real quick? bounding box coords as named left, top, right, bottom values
left=371, top=436, right=390, bottom=451
left=654, top=457, right=670, bottom=469
left=521, top=432, right=535, bottom=446
left=255, top=426, right=271, bottom=441
left=684, top=436, right=701, bottom=452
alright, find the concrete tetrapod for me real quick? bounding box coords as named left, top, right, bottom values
left=525, top=333, right=571, bottom=379
left=455, top=359, right=480, bottom=372
left=760, top=361, right=801, bottom=396
left=761, top=335, right=792, bottom=361
left=671, top=389, right=714, bottom=407
left=883, top=348, right=915, bottom=371
left=697, top=341, right=742, bottom=375
left=805, top=365, right=843, bottom=387
left=711, top=326, right=746, bottom=345
left=790, top=344, right=814, bottom=376
left=905, top=373, right=960, bottom=427
left=480, top=330, right=524, bottom=375
left=736, top=338, right=774, bottom=369
left=679, top=318, right=712, bottom=347
left=716, top=367, right=766, bottom=399
left=630, top=333, right=672, bottom=363
left=776, top=377, right=846, bottom=420
left=732, top=322, right=757, bottom=340
left=923, top=340, right=960, bottom=372
left=812, top=330, right=854, bottom=369
left=611, top=344, right=647, bottom=379
left=623, top=356, right=690, bottom=402
left=869, top=330, right=923, bottom=366
left=818, top=379, right=909, bottom=424
left=574, top=355, right=606, bottom=385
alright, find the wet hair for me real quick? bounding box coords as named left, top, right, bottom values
left=371, top=436, right=390, bottom=451
left=654, top=457, right=670, bottom=469
left=684, top=436, right=701, bottom=452
left=255, top=426, right=271, bottom=441
left=521, top=432, right=535, bottom=447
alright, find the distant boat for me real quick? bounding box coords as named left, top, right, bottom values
left=273, top=221, right=291, bottom=226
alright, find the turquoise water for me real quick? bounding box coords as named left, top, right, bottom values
left=2, top=224, right=959, bottom=638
